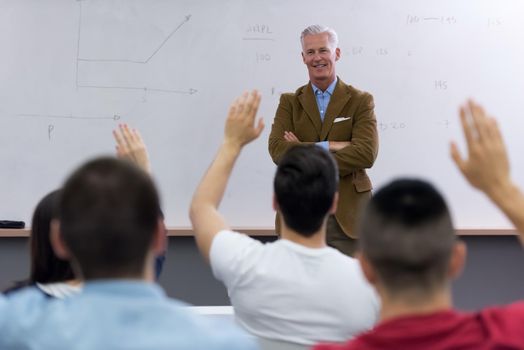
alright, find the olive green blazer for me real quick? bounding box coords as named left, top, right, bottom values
left=268, top=78, right=379, bottom=238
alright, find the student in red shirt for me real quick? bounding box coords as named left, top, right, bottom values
left=314, top=100, right=524, bottom=350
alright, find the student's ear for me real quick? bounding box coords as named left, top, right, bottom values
left=335, top=47, right=341, bottom=61
left=448, top=240, right=467, bottom=279
left=152, top=217, right=167, bottom=256
left=301, top=51, right=306, bottom=64
left=272, top=194, right=280, bottom=212
left=50, top=219, right=72, bottom=260
left=356, top=252, right=377, bottom=286
left=329, top=192, right=339, bottom=214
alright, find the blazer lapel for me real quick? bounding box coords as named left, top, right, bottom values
left=298, top=84, right=322, bottom=137
left=320, top=78, right=351, bottom=140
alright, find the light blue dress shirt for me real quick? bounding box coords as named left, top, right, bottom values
left=0, top=281, right=258, bottom=350
left=312, top=78, right=338, bottom=150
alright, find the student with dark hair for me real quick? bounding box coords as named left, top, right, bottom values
left=0, top=141, right=256, bottom=347
left=274, top=145, right=339, bottom=236
left=55, top=158, right=162, bottom=280
left=190, top=91, right=378, bottom=346
left=4, top=190, right=81, bottom=298
left=4, top=125, right=164, bottom=299
left=314, top=101, right=524, bottom=350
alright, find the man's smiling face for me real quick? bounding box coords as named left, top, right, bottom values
left=301, top=32, right=340, bottom=89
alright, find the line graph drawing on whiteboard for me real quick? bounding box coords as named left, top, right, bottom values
left=75, top=0, right=197, bottom=96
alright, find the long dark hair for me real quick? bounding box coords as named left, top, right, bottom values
left=29, top=189, right=75, bottom=283
left=4, top=190, right=75, bottom=294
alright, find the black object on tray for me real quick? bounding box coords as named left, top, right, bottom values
left=0, top=221, right=25, bottom=229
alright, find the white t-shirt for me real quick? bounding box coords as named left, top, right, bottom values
left=210, top=230, right=380, bottom=345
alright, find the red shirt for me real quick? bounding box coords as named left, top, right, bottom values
left=314, top=302, right=524, bottom=350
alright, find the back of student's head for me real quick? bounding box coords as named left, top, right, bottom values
left=30, top=189, right=75, bottom=284
left=359, top=179, right=455, bottom=297
left=274, top=145, right=338, bottom=237
left=59, top=157, right=161, bottom=280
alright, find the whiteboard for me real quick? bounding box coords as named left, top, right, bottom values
left=1, top=0, right=524, bottom=229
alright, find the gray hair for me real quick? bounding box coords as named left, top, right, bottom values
left=300, top=25, right=339, bottom=50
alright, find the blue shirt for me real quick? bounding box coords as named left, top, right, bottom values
left=0, top=280, right=258, bottom=350
left=312, top=78, right=337, bottom=150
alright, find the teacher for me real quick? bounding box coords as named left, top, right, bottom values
left=268, top=24, right=379, bottom=257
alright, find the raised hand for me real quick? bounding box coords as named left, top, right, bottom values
left=450, top=100, right=509, bottom=196
left=224, top=90, right=264, bottom=148
left=113, top=124, right=152, bottom=174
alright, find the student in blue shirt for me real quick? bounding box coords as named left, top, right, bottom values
left=4, top=127, right=167, bottom=300
left=0, top=136, right=257, bottom=349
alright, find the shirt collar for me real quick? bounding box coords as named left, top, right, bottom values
left=82, top=280, right=166, bottom=299
left=312, top=77, right=338, bottom=96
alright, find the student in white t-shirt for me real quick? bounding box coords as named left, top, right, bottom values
left=189, top=91, right=379, bottom=346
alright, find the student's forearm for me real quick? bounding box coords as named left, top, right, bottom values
left=190, top=90, right=262, bottom=260
left=192, top=142, right=241, bottom=210
left=485, top=181, right=524, bottom=245
left=189, top=141, right=242, bottom=259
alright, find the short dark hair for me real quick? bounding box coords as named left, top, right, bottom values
left=274, top=145, right=338, bottom=237
left=59, top=157, right=161, bottom=279
left=359, top=179, right=456, bottom=296
left=30, top=189, right=75, bottom=284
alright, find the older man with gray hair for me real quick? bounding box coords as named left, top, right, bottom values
left=268, top=25, right=379, bottom=257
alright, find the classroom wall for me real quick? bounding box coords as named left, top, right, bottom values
left=1, top=235, right=522, bottom=309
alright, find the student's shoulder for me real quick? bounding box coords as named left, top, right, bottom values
left=2, top=286, right=49, bottom=309
left=0, top=286, right=54, bottom=338
left=212, top=229, right=263, bottom=250
left=323, top=248, right=371, bottom=280
left=481, top=301, right=524, bottom=321
left=2, top=280, right=32, bottom=295
left=313, top=340, right=359, bottom=350
left=325, top=246, right=360, bottom=266
left=471, top=301, right=524, bottom=345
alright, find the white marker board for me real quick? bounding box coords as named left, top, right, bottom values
left=1, top=0, right=524, bottom=229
